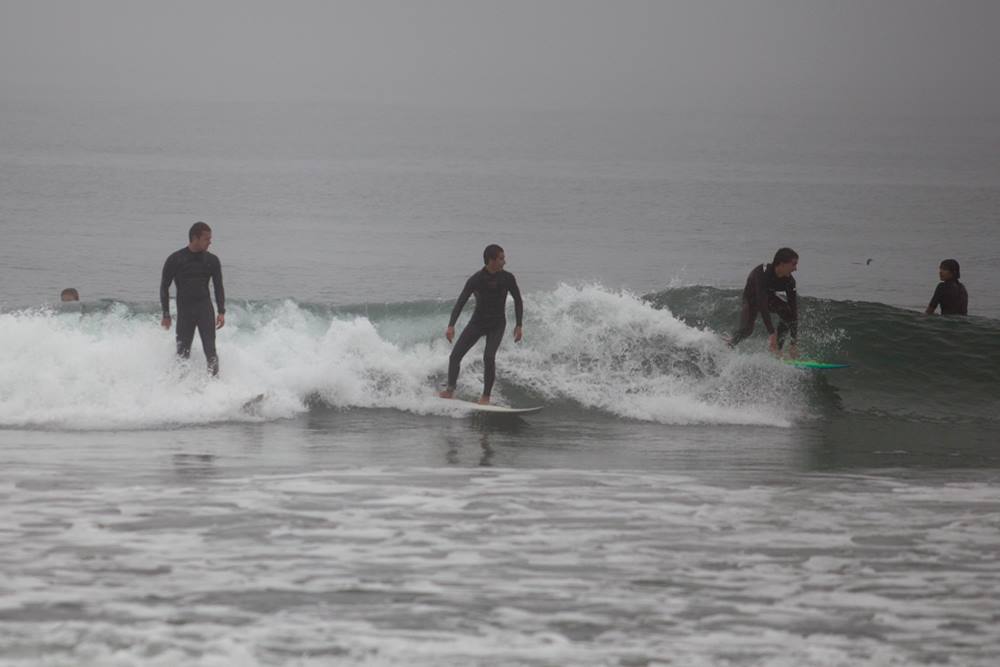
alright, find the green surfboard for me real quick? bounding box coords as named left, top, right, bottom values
left=783, top=359, right=849, bottom=370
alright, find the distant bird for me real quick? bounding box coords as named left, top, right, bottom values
left=866, top=258, right=873, bottom=265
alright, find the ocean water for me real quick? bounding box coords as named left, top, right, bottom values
left=1, top=98, right=999, bottom=666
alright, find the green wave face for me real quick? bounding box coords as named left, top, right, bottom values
left=647, top=286, right=1000, bottom=423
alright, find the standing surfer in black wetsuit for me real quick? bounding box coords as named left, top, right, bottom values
left=926, top=259, right=968, bottom=315
left=729, top=247, right=799, bottom=357
left=160, top=222, right=226, bottom=376
left=439, top=244, right=523, bottom=405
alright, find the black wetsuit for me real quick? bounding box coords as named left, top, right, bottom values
left=730, top=263, right=798, bottom=348
left=446, top=268, right=523, bottom=396
left=927, top=280, right=968, bottom=315
left=160, top=247, right=225, bottom=375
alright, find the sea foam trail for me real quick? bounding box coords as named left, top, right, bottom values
left=0, top=287, right=804, bottom=430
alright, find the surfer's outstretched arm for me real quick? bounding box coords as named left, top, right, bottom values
left=445, top=275, right=476, bottom=343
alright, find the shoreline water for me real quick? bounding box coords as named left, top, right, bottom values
left=3, top=420, right=998, bottom=666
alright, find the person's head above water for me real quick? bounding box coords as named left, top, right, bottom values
left=188, top=221, right=212, bottom=253
left=483, top=244, right=506, bottom=272
left=772, top=247, right=799, bottom=278
left=60, top=287, right=79, bottom=302
left=939, top=258, right=961, bottom=282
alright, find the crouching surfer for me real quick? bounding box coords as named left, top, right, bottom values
left=728, top=247, right=799, bottom=358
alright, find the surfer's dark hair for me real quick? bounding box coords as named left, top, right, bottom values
left=940, top=258, right=961, bottom=280
left=484, top=244, right=504, bottom=264
left=773, top=247, right=799, bottom=266
left=189, top=221, right=212, bottom=241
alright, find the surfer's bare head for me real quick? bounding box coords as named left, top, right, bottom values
left=772, top=247, right=799, bottom=277
left=939, top=258, right=960, bottom=281
left=483, top=244, right=505, bottom=271
left=188, top=222, right=213, bottom=252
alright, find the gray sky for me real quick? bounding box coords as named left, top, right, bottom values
left=2, top=0, right=999, bottom=114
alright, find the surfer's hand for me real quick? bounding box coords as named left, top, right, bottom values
left=216, top=313, right=225, bottom=330
left=787, top=343, right=799, bottom=359
left=768, top=333, right=779, bottom=354
left=161, top=316, right=171, bottom=330
left=445, top=326, right=455, bottom=343
left=513, top=326, right=522, bottom=342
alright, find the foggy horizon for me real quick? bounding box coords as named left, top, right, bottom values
left=2, top=0, right=999, bottom=117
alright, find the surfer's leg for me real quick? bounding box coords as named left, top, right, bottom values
left=775, top=321, right=789, bottom=349
left=480, top=322, right=506, bottom=401
left=769, top=297, right=794, bottom=349
left=195, top=302, right=219, bottom=376
left=729, top=300, right=756, bottom=346
left=175, top=306, right=197, bottom=359
left=445, top=323, right=483, bottom=393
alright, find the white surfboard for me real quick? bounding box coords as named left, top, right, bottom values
left=441, top=398, right=543, bottom=415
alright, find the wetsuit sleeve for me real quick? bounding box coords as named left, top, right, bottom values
left=160, top=253, right=177, bottom=317
left=212, top=255, right=226, bottom=315
left=448, top=274, right=476, bottom=327
left=509, top=275, right=523, bottom=327
left=926, top=284, right=943, bottom=314
left=755, top=270, right=776, bottom=335
left=787, top=279, right=799, bottom=341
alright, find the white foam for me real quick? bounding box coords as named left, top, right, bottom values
left=0, top=303, right=446, bottom=429
left=506, top=284, right=803, bottom=426
left=4, top=468, right=998, bottom=666
left=0, top=288, right=804, bottom=429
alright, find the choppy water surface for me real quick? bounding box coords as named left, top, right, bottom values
left=2, top=283, right=1000, bottom=666
left=2, top=100, right=999, bottom=665
left=2, top=422, right=999, bottom=666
